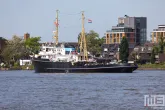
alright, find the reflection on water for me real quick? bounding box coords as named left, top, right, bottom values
left=0, top=70, right=165, bottom=110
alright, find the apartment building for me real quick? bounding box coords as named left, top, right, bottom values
left=151, top=25, right=165, bottom=43
left=105, top=16, right=147, bottom=46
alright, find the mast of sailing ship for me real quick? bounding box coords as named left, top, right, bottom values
left=54, top=10, right=59, bottom=46
left=79, top=11, right=88, bottom=61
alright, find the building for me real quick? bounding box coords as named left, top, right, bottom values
left=103, top=16, right=147, bottom=60
left=105, top=15, right=147, bottom=46
left=129, top=43, right=154, bottom=64
left=24, top=33, right=30, bottom=40
left=20, top=59, right=32, bottom=66
left=106, top=24, right=135, bottom=48
left=155, top=53, right=165, bottom=63
left=119, top=16, right=147, bottom=45
left=151, top=25, right=165, bottom=43
left=101, top=44, right=119, bottom=60
left=129, top=43, right=165, bottom=64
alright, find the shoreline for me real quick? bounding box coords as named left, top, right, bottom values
left=137, top=68, right=165, bottom=70
left=0, top=68, right=33, bottom=71
left=0, top=68, right=9, bottom=70
left=1, top=68, right=165, bottom=71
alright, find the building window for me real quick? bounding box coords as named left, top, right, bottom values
left=127, top=33, right=130, bottom=38
left=153, top=32, right=156, bottom=37
left=117, top=33, right=119, bottom=37
left=157, top=32, right=160, bottom=36
left=120, top=37, right=122, bottom=42
left=114, top=39, right=116, bottom=43
left=120, top=33, right=122, bottom=37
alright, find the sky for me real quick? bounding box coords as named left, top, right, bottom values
left=0, top=0, right=165, bottom=42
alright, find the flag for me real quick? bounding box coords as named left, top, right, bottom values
left=54, top=21, right=59, bottom=26
left=88, top=19, right=92, bottom=23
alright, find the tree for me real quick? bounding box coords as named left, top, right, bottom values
left=1, top=45, right=12, bottom=64
left=1, top=36, right=41, bottom=66
left=0, top=37, right=7, bottom=62
left=153, top=46, right=159, bottom=55
left=150, top=48, right=155, bottom=64
left=119, top=37, right=129, bottom=62
left=130, top=52, right=138, bottom=61
left=77, top=30, right=104, bottom=56
left=25, top=37, right=41, bottom=55
left=158, top=34, right=165, bottom=53
left=1, top=35, right=26, bottom=65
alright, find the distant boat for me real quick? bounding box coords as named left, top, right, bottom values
left=32, top=10, right=138, bottom=73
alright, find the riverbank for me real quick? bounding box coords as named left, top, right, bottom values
left=0, top=68, right=9, bottom=70
left=0, top=65, right=34, bottom=71
left=138, top=68, right=165, bottom=70
left=137, top=63, right=165, bottom=70
left=0, top=68, right=33, bottom=71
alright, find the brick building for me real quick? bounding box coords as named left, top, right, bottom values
left=24, top=33, right=30, bottom=40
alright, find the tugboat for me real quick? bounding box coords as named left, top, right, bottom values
left=32, top=10, right=138, bottom=73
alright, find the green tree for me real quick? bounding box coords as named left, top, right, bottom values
left=119, top=37, right=129, bottom=62
left=158, top=34, right=165, bottom=53
left=0, top=37, right=7, bottom=62
left=78, top=30, right=104, bottom=56
left=1, top=45, right=12, bottom=64
left=25, top=37, right=41, bottom=55
left=150, top=48, right=155, bottom=64
left=130, top=52, right=138, bottom=61
left=153, top=46, right=159, bottom=55
left=1, top=35, right=26, bottom=65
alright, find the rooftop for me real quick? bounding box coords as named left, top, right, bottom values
left=152, top=25, right=165, bottom=31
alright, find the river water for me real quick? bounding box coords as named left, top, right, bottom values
left=0, top=70, right=165, bottom=110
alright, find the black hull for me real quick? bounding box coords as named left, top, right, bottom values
left=32, top=59, right=138, bottom=73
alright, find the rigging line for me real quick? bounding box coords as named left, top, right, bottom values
left=59, top=25, right=80, bottom=29
left=58, top=11, right=81, bottom=15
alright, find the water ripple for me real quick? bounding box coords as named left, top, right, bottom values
left=0, top=70, right=165, bottom=110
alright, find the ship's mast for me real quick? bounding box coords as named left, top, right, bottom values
left=80, top=11, right=88, bottom=61
left=54, top=10, right=59, bottom=45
